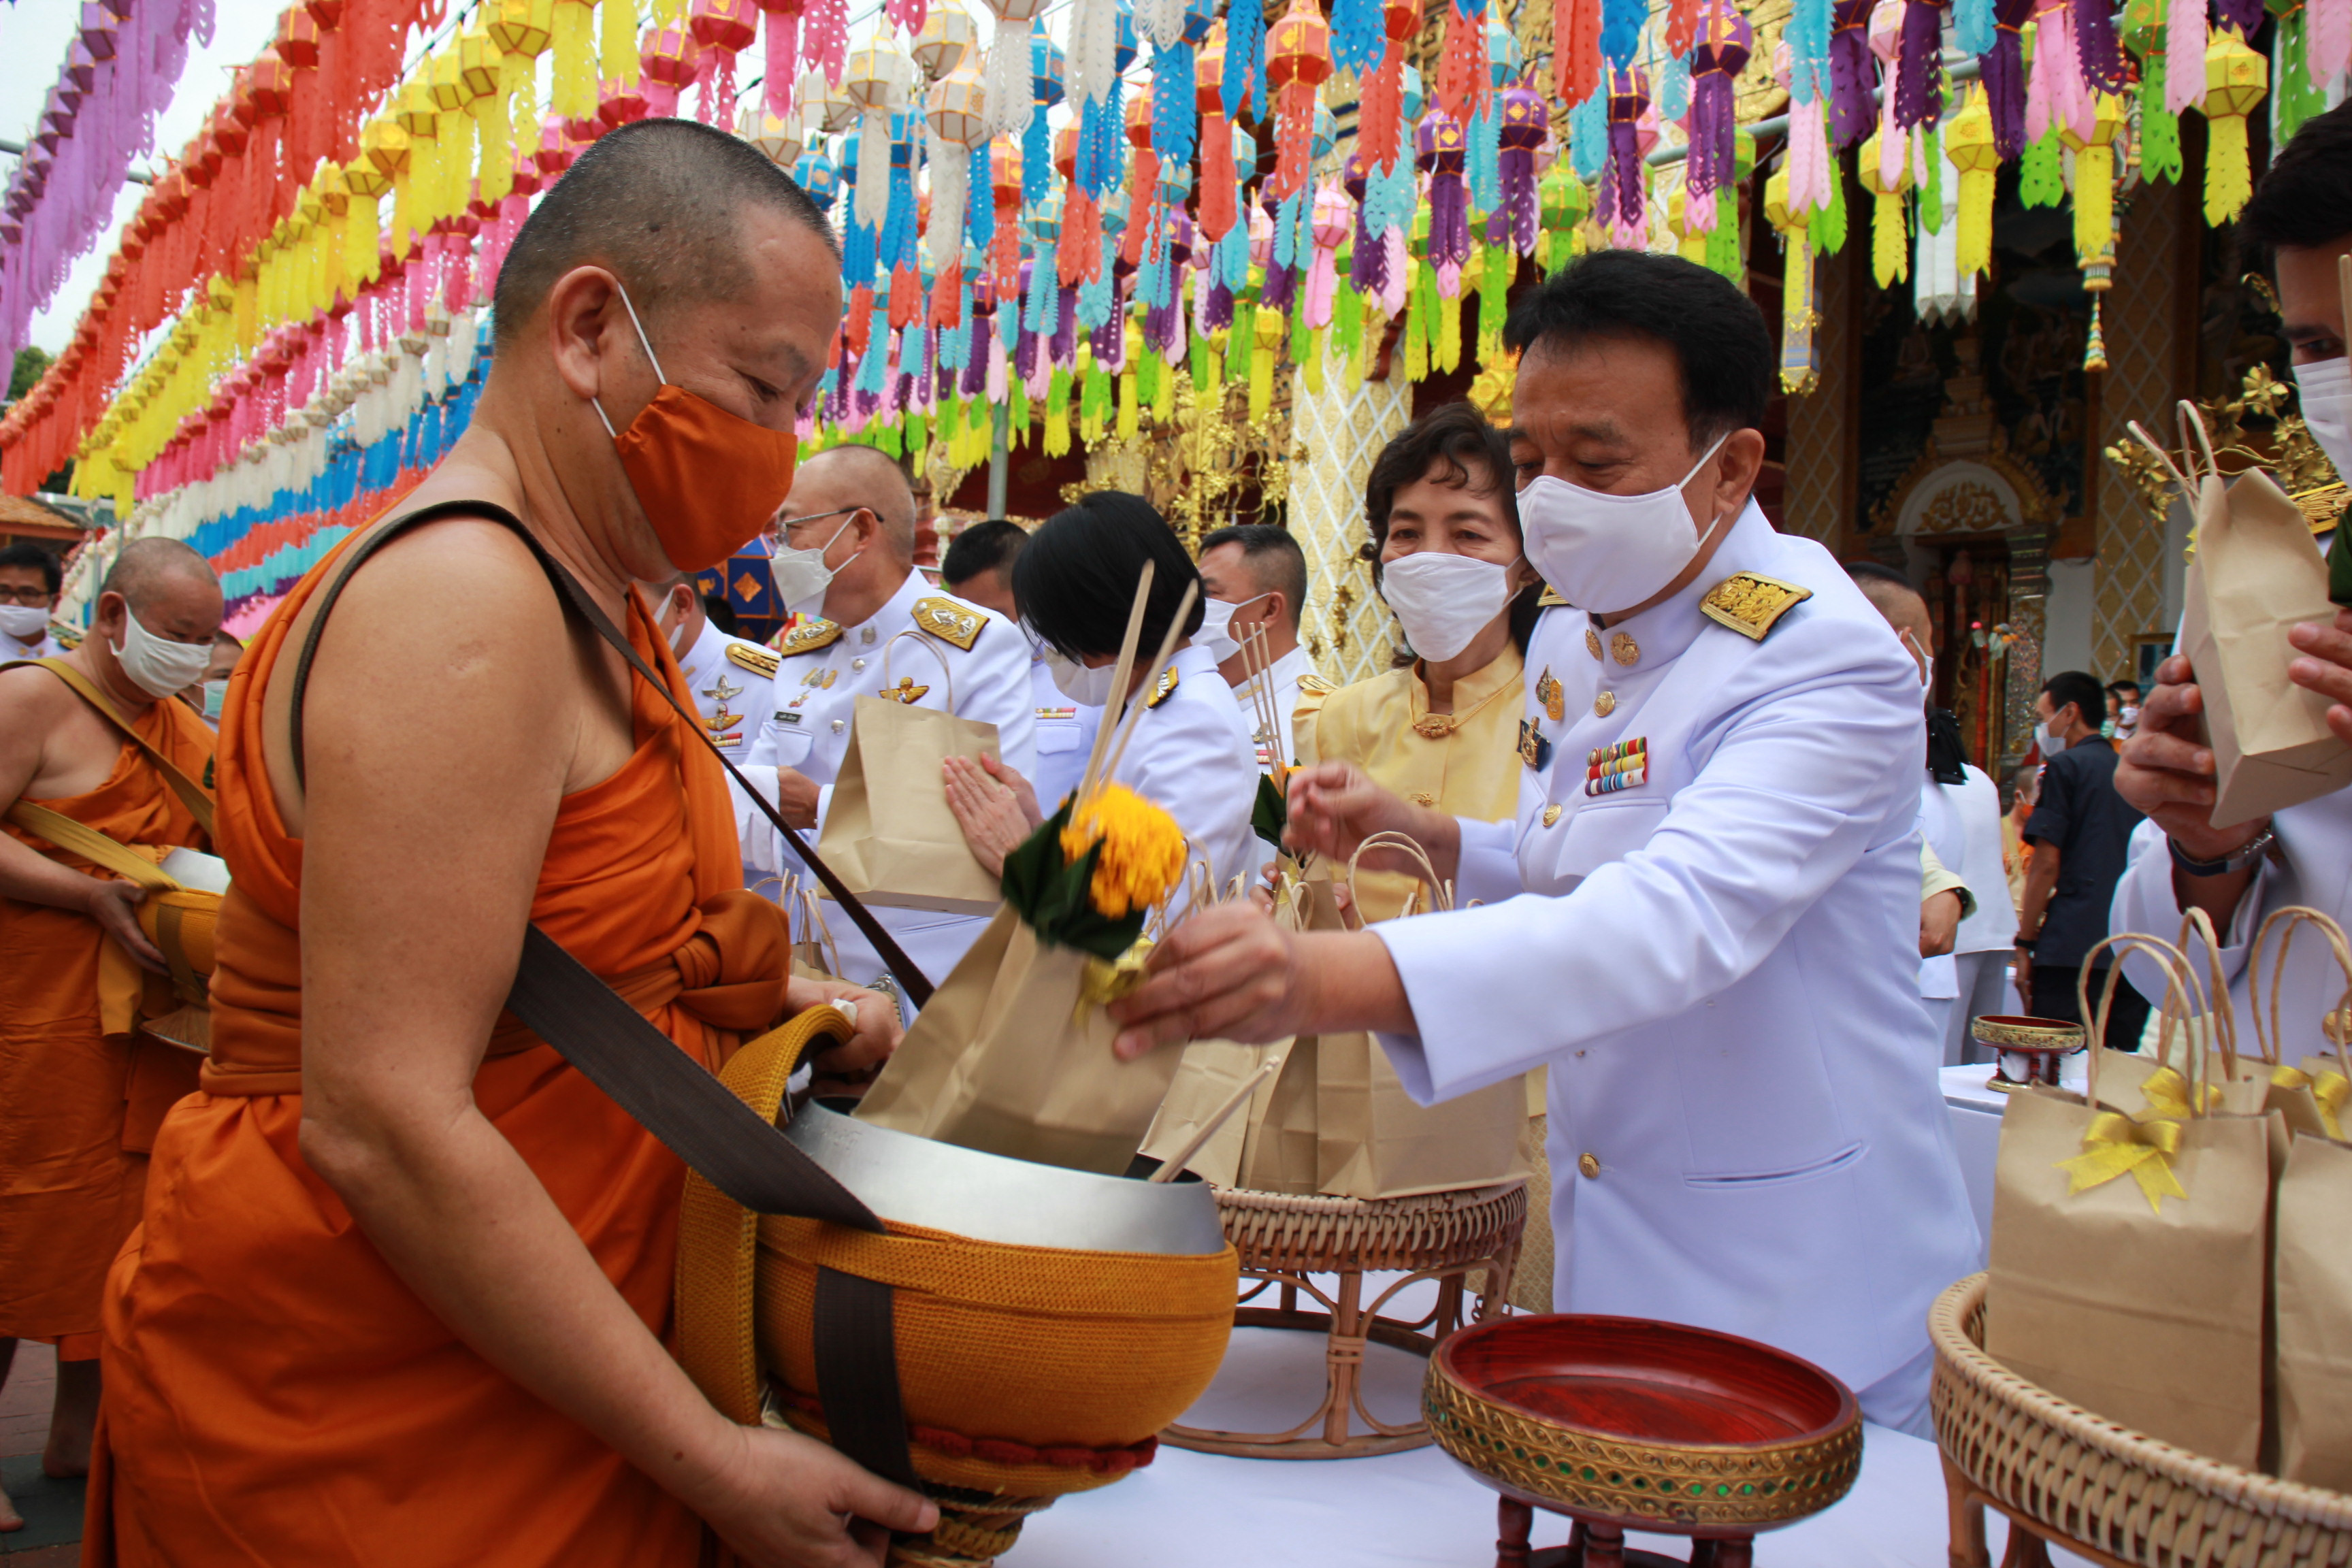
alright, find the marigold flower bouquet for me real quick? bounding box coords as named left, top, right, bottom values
left=855, top=569, right=1199, bottom=1175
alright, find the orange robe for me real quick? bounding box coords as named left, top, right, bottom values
left=91, top=529, right=791, bottom=1567
left=0, top=689, right=212, bottom=1359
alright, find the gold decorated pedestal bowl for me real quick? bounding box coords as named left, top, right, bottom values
left=1971, top=1014, right=2087, bottom=1092
left=1426, top=1315, right=1861, bottom=1563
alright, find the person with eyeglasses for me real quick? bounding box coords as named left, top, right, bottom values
left=0, top=544, right=69, bottom=662
left=730, top=444, right=1038, bottom=1013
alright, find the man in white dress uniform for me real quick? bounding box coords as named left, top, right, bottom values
left=2112, top=103, right=2352, bottom=1034
left=1106, top=250, right=1980, bottom=1435
left=736, top=445, right=1036, bottom=1007
left=941, top=519, right=1100, bottom=813
left=1197, top=524, right=1322, bottom=772
left=646, top=574, right=779, bottom=759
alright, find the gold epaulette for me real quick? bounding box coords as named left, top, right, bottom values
left=913, top=596, right=985, bottom=651
left=774, top=617, right=843, bottom=656
left=1146, top=666, right=1179, bottom=708
left=1698, top=572, right=1813, bottom=641
left=1537, top=586, right=1569, bottom=608
left=725, top=642, right=779, bottom=679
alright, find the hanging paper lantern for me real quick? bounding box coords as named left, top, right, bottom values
left=1358, top=0, right=1422, bottom=174
left=816, top=71, right=861, bottom=134
left=794, top=144, right=840, bottom=210
left=1494, top=81, right=1547, bottom=254
left=1684, top=0, right=1752, bottom=218
left=1556, top=0, right=1603, bottom=106
left=915, top=5, right=979, bottom=79
left=740, top=103, right=807, bottom=167
left=1435, top=0, right=1494, bottom=127
left=1827, top=0, right=1877, bottom=146
left=2024, top=0, right=2095, bottom=146
left=927, top=67, right=988, bottom=321
left=980, top=0, right=1051, bottom=140
left=2196, top=27, right=2266, bottom=225
left=755, top=0, right=805, bottom=121
left=1416, top=110, right=1472, bottom=293
left=640, top=26, right=704, bottom=118
left=1194, top=22, right=1240, bottom=240
left=1762, top=167, right=1819, bottom=393
left=1597, top=65, right=1650, bottom=245
left=1267, top=0, right=1333, bottom=201
left=1942, top=85, right=1999, bottom=275
left=844, top=42, right=913, bottom=229
left=1978, top=0, right=2037, bottom=156
left=689, top=0, right=760, bottom=123
left=1535, top=154, right=1589, bottom=271
left=1856, top=127, right=1912, bottom=285
left=2058, top=88, right=2125, bottom=269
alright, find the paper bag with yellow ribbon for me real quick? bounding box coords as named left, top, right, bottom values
left=1984, top=934, right=2285, bottom=1468
left=2248, top=906, right=2352, bottom=1488
left=1137, top=862, right=1322, bottom=1192
left=855, top=568, right=1200, bottom=1176
left=1312, top=833, right=1528, bottom=1200
left=815, top=631, right=1004, bottom=916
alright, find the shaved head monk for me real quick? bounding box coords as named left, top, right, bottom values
left=91, top=118, right=931, bottom=1568
left=0, top=538, right=220, bottom=1531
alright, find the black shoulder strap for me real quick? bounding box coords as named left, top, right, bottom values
left=289, top=501, right=933, bottom=1008
left=285, top=500, right=921, bottom=1490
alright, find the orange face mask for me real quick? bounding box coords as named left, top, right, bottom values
left=592, top=283, right=801, bottom=572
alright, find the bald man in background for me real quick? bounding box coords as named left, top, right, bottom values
left=0, top=538, right=220, bottom=1527
left=739, top=446, right=1036, bottom=1008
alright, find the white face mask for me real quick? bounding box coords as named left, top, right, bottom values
left=200, top=679, right=230, bottom=726
left=1518, top=434, right=1730, bottom=615
left=770, top=510, right=859, bottom=618
left=1041, top=644, right=1120, bottom=708
left=1195, top=595, right=1243, bottom=663
left=0, top=603, right=50, bottom=641
left=112, top=605, right=215, bottom=700
left=1379, top=551, right=1522, bottom=663
left=2036, top=717, right=2070, bottom=757
left=2295, top=355, right=2352, bottom=487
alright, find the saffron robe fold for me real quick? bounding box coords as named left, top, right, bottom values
left=0, top=688, right=212, bottom=1356
left=91, top=524, right=789, bottom=1568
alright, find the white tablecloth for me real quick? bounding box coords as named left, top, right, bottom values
left=1012, top=1314, right=2089, bottom=1566
left=1940, top=1058, right=2087, bottom=1264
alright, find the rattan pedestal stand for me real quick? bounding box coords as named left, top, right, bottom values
left=1931, top=1273, right=2352, bottom=1568
left=1161, top=1181, right=1528, bottom=1459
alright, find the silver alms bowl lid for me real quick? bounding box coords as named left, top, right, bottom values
left=782, top=1102, right=1227, bottom=1256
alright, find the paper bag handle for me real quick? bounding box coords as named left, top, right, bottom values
left=1345, top=830, right=1454, bottom=916
left=2251, top=904, right=2352, bottom=1077
left=879, top=628, right=956, bottom=710
left=2076, top=932, right=2210, bottom=1112
left=2174, top=906, right=2241, bottom=1075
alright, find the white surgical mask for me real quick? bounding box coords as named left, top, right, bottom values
left=2036, top=719, right=2070, bottom=757
left=0, top=603, right=49, bottom=642
left=200, top=679, right=229, bottom=726
left=1518, top=434, right=1729, bottom=615
left=1195, top=596, right=1243, bottom=663
left=1042, top=645, right=1120, bottom=708
left=1379, top=551, right=1521, bottom=663
left=2295, top=355, right=2352, bottom=487
left=770, top=510, right=858, bottom=618
left=112, top=606, right=215, bottom=700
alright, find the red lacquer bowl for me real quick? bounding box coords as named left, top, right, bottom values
left=1424, top=1316, right=1862, bottom=1532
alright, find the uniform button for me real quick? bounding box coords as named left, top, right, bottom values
left=1577, top=1152, right=1601, bottom=1179
left=1584, top=627, right=1603, bottom=660
left=860, top=626, right=877, bottom=644
left=1541, top=804, right=1563, bottom=827
left=830, top=719, right=845, bottom=734
left=852, top=657, right=868, bottom=672
left=1594, top=691, right=1616, bottom=717
left=1611, top=632, right=1640, bottom=666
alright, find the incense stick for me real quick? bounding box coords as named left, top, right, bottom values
left=1145, top=1058, right=1283, bottom=1182
left=1075, top=561, right=1155, bottom=806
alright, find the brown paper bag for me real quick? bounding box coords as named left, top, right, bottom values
left=1313, top=834, right=1529, bottom=1199
left=1984, top=934, right=2284, bottom=1469
left=853, top=907, right=1185, bottom=1175
left=784, top=880, right=844, bottom=984
left=2138, top=404, right=2352, bottom=828
left=2277, top=1132, right=2352, bottom=1487
left=817, top=633, right=1004, bottom=915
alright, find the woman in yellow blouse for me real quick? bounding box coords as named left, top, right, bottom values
left=1295, top=402, right=1544, bottom=924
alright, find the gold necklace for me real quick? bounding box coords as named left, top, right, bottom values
left=1410, top=674, right=1514, bottom=739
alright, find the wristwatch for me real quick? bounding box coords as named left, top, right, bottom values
left=2168, top=826, right=2276, bottom=878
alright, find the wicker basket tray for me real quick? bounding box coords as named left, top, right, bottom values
left=1931, top=1273, right=2352, bottom=1568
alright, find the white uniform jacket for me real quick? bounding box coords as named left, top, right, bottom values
left=1028, top=657, right=1101, bottom=815
left=675, top=619, right=781, bottom=759
left=2113, top=787, right=2352, bottom=1053
left=1113, top=643, right=1261, bottom=908
left=735, top=570, right=1038, bottom=1001
left=1370, top=504, right=1981, bottom=1409
left=1937, top=764, right=2015, bottom=955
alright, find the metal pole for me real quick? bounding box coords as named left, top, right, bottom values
left=986, top=401, right=1010, bottom=520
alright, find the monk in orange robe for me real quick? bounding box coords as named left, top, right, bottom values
left=0, top=538, right=220, bottom=1533
left=89, top=120, right=932, bottom=1567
